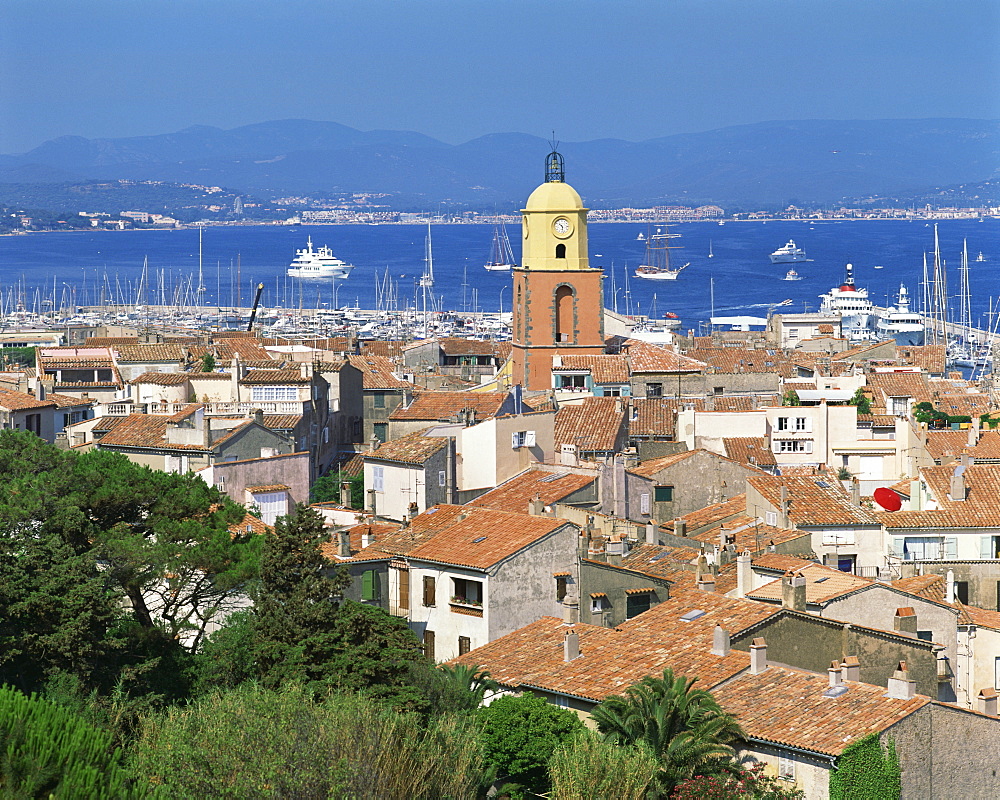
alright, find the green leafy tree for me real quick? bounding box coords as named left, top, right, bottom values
left=477, top=691, right=585, bottom=797
left=591, top=668, right=745, bottom=797
left=549, top=730, right=659, bottom=800
left=850, top=388, right=872, bottom=415
left=0, top=686, right=142, bottom=799
left=131, top=684, right=483, bottom=799
left=311, top=469, right=363, bottom=507
left=829, top=734, right=900, bottom=800
left=781, top=390, right=801, bottom=407
left=200, top=351, right=216, bottom=372
left=407, top=662, right=500, bottom=716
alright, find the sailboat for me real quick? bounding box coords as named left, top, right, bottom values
left=708, top=240, right=714, bottom=258
left=634, top=223, right=689, bottom=281
left=484, top=220, right=517, bottom=271
left=419, top=223, right=435, bottom=338
left=977, top=251, right=986, bottom=262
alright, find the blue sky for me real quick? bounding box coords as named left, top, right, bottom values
left=2, top=0, right=998, bottom=153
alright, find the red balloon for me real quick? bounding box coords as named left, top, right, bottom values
left=874, top=487, right=902, bottom=512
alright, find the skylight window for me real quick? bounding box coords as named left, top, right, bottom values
left=815, top=577, right=829, bottom=583
left=680, top=610, right=706, bottom=622
left=815, top=481, right=831, bottom=489
left=539, top=472, right=570, bottom=483
left=472, top=536, right=487, bottom=543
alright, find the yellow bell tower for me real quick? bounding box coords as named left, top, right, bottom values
left=511, top=150, right=606, bottom=390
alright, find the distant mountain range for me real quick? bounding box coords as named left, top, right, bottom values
left=1, top=118, right=998, bottom=208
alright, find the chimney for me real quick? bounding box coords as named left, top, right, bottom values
left=674, top=518, right=687, bottom=537
left=563, top=629, right=580, bottom=662
left=779, top=484, right=791, bottom=527
left=562, top=587, right=580, bottom=624
left=698, top=573, right=717, bottom=593
left=695, top=553, right=709, bottom=580
left=893, top=607, right=918, bottom=637
left=339, top=481, right=352, bottom=507
left=361, top=526, right=376, bottom=549
left=887, top=661, right=916, bottom=700
left=842, top=655, right=860, bottom=682
left=408, top=501, right=419, bottom=520
left=338, top=529, right=351, bottom=558
left=851, top=478, right=861, bottom=506
left=749, top=637, right=768, bottom=674
left=736, top=550, right=753, bottom=598
left=578, top=528, right=592, bottom=558
left=946, top=569, right=956, bottom=604
left=645, top=521, right=656, bottom=545
left=977, top=687, right=998, bottom=717
left=828, top=660, right=844, bottom=689
left=251, top=407, right=264, bottom=426
left=950, top=464, right=967, bottom=501
left=711, top=625, right=731, bottom=657
left=781, top=570, right=807, bottom=612
left=528, top=495, right=545, bottom=516
left=969, top=417, right=981, bottom=448
left=606, top=536, right=625, bottom=566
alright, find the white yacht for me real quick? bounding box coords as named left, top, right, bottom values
left=287, top=237, right=354, bottom=279
left=818, top=263, right=877, bottom=341
left=875, top=284, right=924, bottom=346
left=769, top=240, right=812, bottom=264
left=782, top=269, right=801, bottom=281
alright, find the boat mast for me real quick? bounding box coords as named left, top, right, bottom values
left=196, top=226, right=206, bottom=307
left=420, top=222, right=435, bottom=338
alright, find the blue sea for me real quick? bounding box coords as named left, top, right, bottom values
left=1, top=219, right=998, bottom=333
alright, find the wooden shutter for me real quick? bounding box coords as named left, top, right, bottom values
left=458, top=636, right=471, bottom=656
left=362, top=570, right=374, bottom=600
left=423, top=630, right=435, bottom=661
left=398, top=568, right=410, bottom=610
left=423, top=575, right=436, bottom=606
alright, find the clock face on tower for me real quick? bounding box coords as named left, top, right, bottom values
left=553, top=217, right=572, bottom=237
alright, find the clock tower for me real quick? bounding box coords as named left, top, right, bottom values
left=510, top=151, right=606, bottom=390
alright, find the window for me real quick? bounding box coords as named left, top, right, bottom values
left=452, top=577, right=483, bottom=606
left=373, top=391, right=386, bottom=409
left=251, top=491, right=289, bottom=526
left=646, top=383, right=663, bottom=397
left=765, top=511, right=777, bottom=526
left=776, top=440, right=812, bottom=453
left=777, top=417, right=788, bottom=431
left=603, top=387, right=622, bottom=396
left=556, top=576, right=568, bottom=602
left=654, top=485, right=674, bottom=503
left=916, top=630, right=933, bottom=642
left=398, top=568, right=410, bottom=611
left=555, top=243, right=566, bottom=258
left=373, top=422, right=388, bottom=443
left=956, top=581, right=969, bottom=605
left=371, top=464, right=384, bottom=492
left=591, top=595, right=610, bottom=614
left=794, top=417, right=807, bottom=431
left=640, top=493, right=650, bottom=515
left=361, top=570, right=381, bottom=602
left=626, top=592, right=651, bottom=619
left=559, top=374, right=587, bottom=389
left=512, top=430, right=536, bottom=449
left=165, top=454, right=190, bottom=474
left=438, top=470, right=447, bottom=487
left=25, top=414, right=41, bottom=435
left=423, top=630, right=435, bottom=661
left=423, top=575, right=436, bottom=606
left=778, top=754, right=796, bottom=781
left=251, top=385, right=298, bottom=402
left=458, top=636, right=471, bottom=656
left=900, top=536, right=957, bottom=560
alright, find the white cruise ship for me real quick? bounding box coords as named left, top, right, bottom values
left=818, top=263, right=877, bottom=341
left=287, top=237, right=354, bottom=279
left=875, top=284, right=925, bottom=346
left=769, top=240, right=812, bottom=264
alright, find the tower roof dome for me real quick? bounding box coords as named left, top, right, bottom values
left=524, top=180, right=584, bottom=212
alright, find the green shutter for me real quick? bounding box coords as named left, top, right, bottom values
left=362, top=570, right=374, bottom=600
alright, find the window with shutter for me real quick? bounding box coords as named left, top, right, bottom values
left=372, top=465, right=384, bottom=492
left=423, top=630, right=435, bottom=661
left=654, top=485, right=673, bottom=502
left=525, top=431, right=536, bottom=447
left=438, top=470, right=447, bottom=487
left=945, top=537, right=958, bottom=559
left=458, top=636, right=471, bottom=656
left=640, top=493, right=650, bottom=515
left=361, top=569, right=380, bottom=601
left=398, top=568, right=410, bottom=610
left=982, top=537, right=995, bottom=560
left=423, top=575, right=436, bottom=606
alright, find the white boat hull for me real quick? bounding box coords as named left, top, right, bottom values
left=287, top=266, right=352, bottom=279
left=635, top=270, right=681, bottom=280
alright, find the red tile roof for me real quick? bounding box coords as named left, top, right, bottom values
left=723, top=437, right=777, bottom=468
left=347, top=354, right=412, bottom=390
left=131, top=371, right=190, bottom=386
left=556, top=355, right=630, bottom=385
left=625, top=340, right=707, bottom=374
left=468, top=469, right=596, bottom=512
left=748, top=475, right=878, bottom=526
left=628, top=397, right=678, bottom=438
left=554, top=397, right=626, bottom=452
left=240, top=368, right=311, bottom=385
left=389, top=391, right=509, bottom=421
left=364, top=430, right=447, bottom=465
left=0, top=388, right=56, bottom=410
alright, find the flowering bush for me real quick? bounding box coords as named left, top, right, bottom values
left=671, top=762, right=804, bottom=800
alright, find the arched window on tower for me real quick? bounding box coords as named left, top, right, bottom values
left=555, top=285, right=575, bottom=343
left=555, top=243, right=566, bottom=259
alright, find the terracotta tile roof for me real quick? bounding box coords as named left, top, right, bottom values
left=961, top=604, right=1000, bottom=630
left=932, top=391, right=992, bottom=419
left=676, top=495, right=748, bottom=533
left=556, top=355, right=630, bottom=385
left=131, top=371, right=190, bottom=386
left=261, top=414, right=303, bottom=430
left=240, top=368, right=311, bottom=385
left=188, top=372, right=231, bottom=380
left=166, top=404, right=202, bottom=422
left=359, top=340, right=405, bottom=360
left=436, top=337, right=505, bottom=357
left=95, top=415, right=193, bottom=450
left=897, top=345, right=946, bottom=374
left=618, top=543, right=705, bottom=580
left=687, top=515, right=806, bottom=553
left=114, top=344, right=200, bottom=363
left=748, top=475, right=878, bottom=526
left=213, top=338, right=273, bottom=362
left=751, top=553, right=820, bottom=573
left=336, top=452, right=365, bottom=477
left=352, top=505, right=574, bottom=570
left=781, top=381, right=817, bottom=391
left=891, top=574, right=947, bottom=602
left=684, top=345, right=797, bottom=377
left=625, top=340, right=706, bottom=374
left=713, top=666, right=930, bottom=757
left=389, top=391, right=509, bottom=421
left=365, top=430, right=447, bottom=465
left=319, top=522, right=399, bottom=560
left=866, top=372, right=930, bottom=404
left=45, top=393, right=94, bottom=408
left=832, top=341, right=895, bottom=361
left=921, top=463, right=1000, bottom=510
left=231, top=512, right=271, bottom=537
left=554, top=397, right=626, bottom=452
left=748, top=562, right=874, bottom=604
left=0, top=388, right=56, bottom=410
left=246, top=484, right=291, bottom=493
left=468, top=469, right=596, bottom=512
left=628, top=397, right=678, bottom=438
left=628, top=449, right=699, bottom=478
left=346, top=354, right=412, bottom=389
left=724, top=437, right=777, bottom=468
left=451, top=593, right=777, bottom=701
left=704, top=395, right=780, bottom=412
left=85, top=336, right=140, bottom=346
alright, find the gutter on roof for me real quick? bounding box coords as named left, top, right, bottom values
left=744, top=736, right=838, bottom=763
